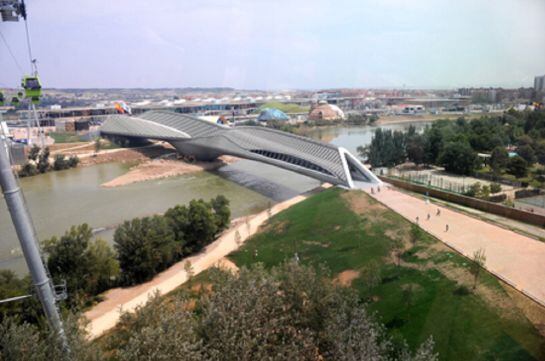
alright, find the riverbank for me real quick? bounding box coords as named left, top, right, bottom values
left=101, top=155, right=239, bottom=188
left=84, top=185, right=330, bottom=339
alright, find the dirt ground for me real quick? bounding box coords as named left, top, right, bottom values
left=335, top=270, right=360, bottom=287
left=101, top=156, right=238, bottom=188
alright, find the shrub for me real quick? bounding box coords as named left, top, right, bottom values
left=490, top=183, right=502, bottom=194
left=18, top=162, right=37, bottom=177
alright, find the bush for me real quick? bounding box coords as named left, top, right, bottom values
left=68, top=155, right=79, bottom=168
left=37, top=147, right=50, bottom=173
left=437, top=142, right=477, bottom=175
left=107, top=262, right=438, bottom=361
left=490, top=183, right=502, bottom=194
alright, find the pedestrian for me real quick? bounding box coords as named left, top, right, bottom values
left=371, top=187, right=375, bottom=194
left=377, top=186, right=381, bottom=192
left=427, top=213, right=430, bottom=221
left=436, top=208, right=441, bottom=216
left=416, top=216, right=419, bottom=224
left=445, top=224, right=449, bottom=232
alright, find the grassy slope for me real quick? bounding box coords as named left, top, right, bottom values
left=229, top=188, right=545, bottom=361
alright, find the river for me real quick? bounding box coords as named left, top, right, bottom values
left=0, top=119, right=430, bottom=274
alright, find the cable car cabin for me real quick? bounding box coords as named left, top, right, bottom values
left=21, top=76, right=42, bottom=99
left=0, top=92, right=4, bottom=106
left=11, top=97, right=20, bottom=106
left=31, top=96, right=40, bottom=104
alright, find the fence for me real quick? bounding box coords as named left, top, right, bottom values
left=381, top=175, right=545, bottom=228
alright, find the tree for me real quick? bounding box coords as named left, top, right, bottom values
left=437, top=142, right=477, bottom=175
left=44, top=224, right=119, bottom=305
left=114, top=216, right=177, bottom=285
left=490, top=146, right=509, bottom=174
left=534, top=141, right=545, bottom=165
left=517, top=145, right=536, bottom=165
left=18, top=162, right=37, bottom=177
left=470, top=249, right=486, bottom=290
left=211, top=195, right=231, bottom=232
left=164, top=204, right=190, bottom=253
left=94, top=137, right=102, bottom=155
left=68, top=155, right=79, bottom=168
left=37, top=147, right=50, bottom=173
left=53, top=154, right=69, bottom=170
left=406, top=134, right=426, bottom=165
left=186, top=200, right=218, bottom=253
left=506, top=156, right=528, bottom=178
left=28, top=144, right=40, bottom=161
left=490, top=183, right=502, bottom=194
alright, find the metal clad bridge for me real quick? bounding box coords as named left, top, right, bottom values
left=100, top=111, right=381, bottom=188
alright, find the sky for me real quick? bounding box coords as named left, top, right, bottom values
left=1, top=0, right=544, bottom=90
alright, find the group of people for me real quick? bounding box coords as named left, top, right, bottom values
left=369, top=186, right=450, bottom=232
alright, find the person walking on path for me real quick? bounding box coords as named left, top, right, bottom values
left=416, top=216, right=419, bottom=224
left=436, top=208, right=441, bottom=216
left=427, top=213, right=431, bottom=221
left=445, top=224, right=449, bottom=232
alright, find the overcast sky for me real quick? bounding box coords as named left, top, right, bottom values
left=1, top=0, right=544, bottom=89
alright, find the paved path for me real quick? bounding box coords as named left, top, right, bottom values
left=83, top=192, right=313, bottom=339
left=367, top=186, right=545, bottom=307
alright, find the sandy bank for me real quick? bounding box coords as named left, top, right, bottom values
left=101, top=155, right=239, bottom=188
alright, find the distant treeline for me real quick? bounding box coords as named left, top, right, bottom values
left=360, top=109, right=545, bottom=184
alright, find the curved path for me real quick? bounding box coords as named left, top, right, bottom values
left=368, top=186, right=545, bottom=307
left=83, top=190, right=317, bottom=339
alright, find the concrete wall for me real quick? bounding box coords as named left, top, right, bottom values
left=381, top=176, right=545, bottom=228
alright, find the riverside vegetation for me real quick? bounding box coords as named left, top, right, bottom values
left=360, top=109, right=545, bottom=187
left=18, top=144, right=79, bottom=177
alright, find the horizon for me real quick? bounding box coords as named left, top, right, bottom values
left=1, top=0, right=544, bottom=89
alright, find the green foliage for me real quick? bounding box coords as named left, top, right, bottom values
left=410, top=224, right=421, bottom=246
left=230, top=189, right=545, bottom=360
left=490, top=183, right=502, bottom=194
left=53, top=154, right=69, bottom=170
left=114, top=216, right=177, bottom=285
left=470, top=249, right=487, bottom=290
left=211, top=195, right=231, bottom=231
left=437, top=141, right=477, bottom=175
left=259, top=101, right=309, bottom=114
left=106, top=262, right=438, bottom=361
left=516, top=145, right=536, bottom=165
left=0, top=271, right=41, bottom=324
left=0, top=316, right=103, bottom=361
left=37, top=147, right=50, bottom=173
left=490, top=146, right=509, bottom=174
left=28, top=144, right=40, bottom=161
left=506, top=156, right=528, bottom=178
left=361, top=128, right=407, bottom=167
left=67, top=155, right=79, bottom=167
left=17, top=162, right=37, bottom=177
left=186, top=199, right=218, bottom=253
left=44, top=224, right=119, bottom=306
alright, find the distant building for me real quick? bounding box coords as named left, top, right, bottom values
left=257, top=108, right=289, bottom=122
left=535, top=75, right=545, bottom=92
left=308, top=102, right=345, bottom=121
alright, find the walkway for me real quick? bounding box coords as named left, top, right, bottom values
left=83, top=191, right=313, bottom=339
left=367, top=186, right=545, bottom=307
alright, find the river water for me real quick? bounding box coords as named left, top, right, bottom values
left=1, top=120, right=430, bottom=274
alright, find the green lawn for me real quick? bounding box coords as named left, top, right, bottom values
left=48, top=131, right=88, bottom=143
left=229, top=188, right=545, bottom=361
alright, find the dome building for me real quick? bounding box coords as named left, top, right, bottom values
left=257, top=108, right=290, bottom=122
left=308, top=101, right=345, bottom=121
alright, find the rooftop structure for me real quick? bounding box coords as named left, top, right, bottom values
left=100, top=111, right=381, bottom=188
left=257, top=108, right=289, bottom=122
left=308, top=102, right=345, bottom=121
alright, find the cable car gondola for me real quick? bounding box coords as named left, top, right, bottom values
left=0, top=92, right=4, bottom=106
left=21, top=75, right=42, bottom=100
left=11, top=96, right=20, bottom=106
